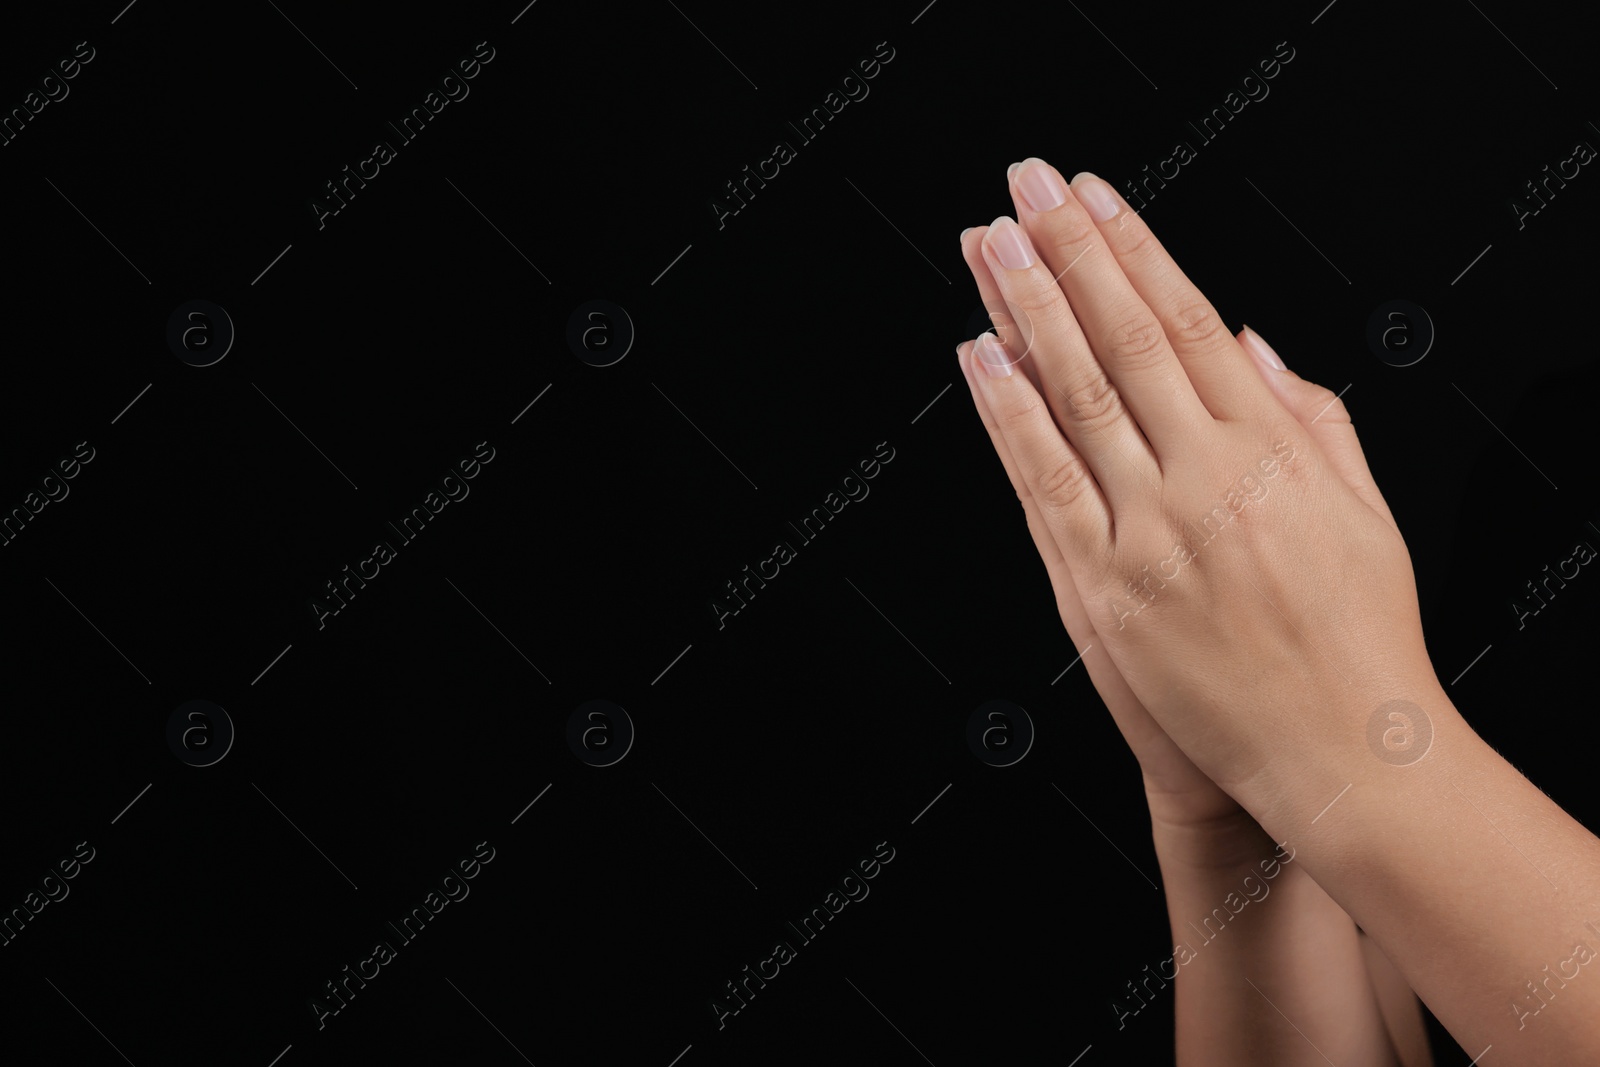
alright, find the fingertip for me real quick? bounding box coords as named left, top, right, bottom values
left=1068, top=171, right=1122, bottom=222
left=1239, top=324, right=1286, bottom=372
left=972, top=332, right=1018, bottom=379
left=959, top=225, right=990, bottom=264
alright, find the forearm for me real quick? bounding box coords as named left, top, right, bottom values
left=1360, top=928, right=1436, bottom=1067
left=1149, top=812, right=1401, bottom=1066
left=1243, top=682, right=1600, bottom=1062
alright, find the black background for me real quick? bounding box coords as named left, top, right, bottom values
left=1, top=1, right=1595, bottom=1064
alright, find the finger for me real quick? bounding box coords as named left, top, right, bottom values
left=1237, top=325, right=1396, bottom=528
left=960, top=225, right=1049, bottom=401
left=966, top=329, right=1115, bottom=574
left=963, top=219, right=1092, bottom=450
left=977, top=214, right=1159, bottom=504
left=1063, top=169, right=1277, bottom=424
left=956, top=338, right=1073, bottom=589
left=1008, top=159, right=1213, bottom=459
left=957, top=338, right=1172, bottom=766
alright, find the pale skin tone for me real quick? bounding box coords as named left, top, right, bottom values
left=959, top=227, right=1429, bottom=1066
left=954, top=157, right=1600, bottom=1065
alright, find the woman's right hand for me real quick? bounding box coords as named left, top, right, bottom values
left=959, top=207, right=1431, bottom=1066
left=958, top=224, right=1243, bottom=842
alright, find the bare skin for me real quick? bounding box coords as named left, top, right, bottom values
left=954, top=157, right=1600, bottom=1064
left=957, top=257, right=1428, bottom=1065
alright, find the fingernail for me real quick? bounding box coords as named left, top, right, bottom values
left=1015, top=158, right=1066, bottom=212
left=986, top=216, right=1035, bottom=270
left=960, top=226, right=973, bottom=242
left=1007, top=162, right=1022, bottom=179
left=1240, top=325, right=1286, bottom=371
left=1071, top=172, right=1120, bottom=222
left=975, top=332, right=1015, bottom=378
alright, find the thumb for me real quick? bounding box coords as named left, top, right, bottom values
left=1237, top=325, right=1396, bottom=529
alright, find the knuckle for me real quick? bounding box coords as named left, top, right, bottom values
left=1100, top=313, right=1169, bottom=373
left=1060, top=370, right=1126, bottom=430
left=996, top=387, right=1049, bottom=436
left=1007, top=277, right=1067, bottom=321
left=1035, top=453, right=1093, bottom=513
left=1044, top=214, right=1101, bottom=261
left=1164, top=299, right=1230, bottom=352
left=1260, top=427, right=1311, bottom=483
left=1110, top=215, right=1160, bottom=261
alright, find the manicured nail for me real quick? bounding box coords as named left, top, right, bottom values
left=1015, top=158, right=1066, bottom=212
left=1071, top=172, right=1120, bottom=222
left=975, top=332, right=1015, bottom=378
left=960, top=227, right=973, bottom=242
left=1007, top=162, right=1022, bottom=178
left=1240, top=325, right=1286, bottom=371
left=986, top=216, right=1035, bottom=270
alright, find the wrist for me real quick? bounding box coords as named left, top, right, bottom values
left=1229, top=676, right=1465, bottom=838
left=1148, top=803, right=1282, bottom=876
left=1217, top=680, right=1600, bottom=1059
